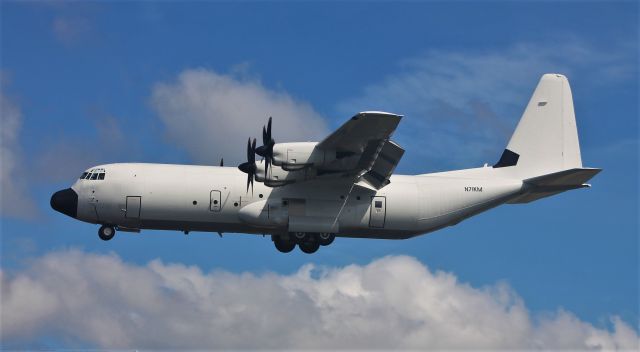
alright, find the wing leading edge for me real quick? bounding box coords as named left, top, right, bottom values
left=317, top=111, right=402, bottom=153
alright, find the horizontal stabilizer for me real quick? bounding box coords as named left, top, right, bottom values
left=508, top=168, right=602, bottom=203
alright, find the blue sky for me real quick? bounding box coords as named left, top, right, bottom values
left=1, top=1, right=638, bottom=349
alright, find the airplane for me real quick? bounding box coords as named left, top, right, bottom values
left=51, top=74, right=601, bottom=254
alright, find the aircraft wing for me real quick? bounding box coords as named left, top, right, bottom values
left=316, top=111, right=405, bottom=189
left=317, top=111, right=402, bottom=153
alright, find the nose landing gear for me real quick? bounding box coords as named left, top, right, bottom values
left=98, top=225, right=116, bottom=241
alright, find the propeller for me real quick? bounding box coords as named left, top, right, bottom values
left=255, top=117, right=275, bottom=171
left=220, top=158, right=224, bottom=167
left=237, top=138, right=257, bottom=194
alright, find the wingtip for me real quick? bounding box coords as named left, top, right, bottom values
left=354, top=111, right=404, bottom=120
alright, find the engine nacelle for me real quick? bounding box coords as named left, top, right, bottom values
left=271, top=142, right=360, bottom=171
left=271, top=142, right=322, bottom=171
left=254, top=162, right=312, bottom=187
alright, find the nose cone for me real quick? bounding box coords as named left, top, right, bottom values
left=50, top=188, right=78, bottom=218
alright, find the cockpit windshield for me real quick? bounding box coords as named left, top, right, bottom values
left=79, top=168, right=106, bottom=181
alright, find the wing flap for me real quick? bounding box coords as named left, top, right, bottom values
left=360, top=140, right=405, bottom=189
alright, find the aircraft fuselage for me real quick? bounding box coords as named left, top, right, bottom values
left=61, top=162, right=523, bottom=240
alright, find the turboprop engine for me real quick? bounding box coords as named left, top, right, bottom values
left=236, top=138, right=316, bottom=189
left=254, top=161, right=311, bottom=187
left=254, top=117, right=360, bottom=172
left=238, top=117, right=363, bottom=189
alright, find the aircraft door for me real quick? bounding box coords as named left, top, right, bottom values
left=125, top=196, right=141, bottom=219
left=210, top=190, right=222, bottom=212
left=87, top=194, right=100, bottom=222
left=369, top=196, right=386, bottom=228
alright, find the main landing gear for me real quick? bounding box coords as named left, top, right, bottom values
left=272, top=232, right=336, bottom=254
left=98, top=225, right=116, bottom=241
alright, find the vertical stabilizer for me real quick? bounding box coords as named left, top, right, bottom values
left=495, top=74, right=583, bottom=177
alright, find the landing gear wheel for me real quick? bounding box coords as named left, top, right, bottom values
left=273, top=236, right=296, bottom=253
left=298, top=240, right=320, bottom=254
left=318, top=233, right=335, bottom=246
left=98, top=225, right=116, bottom=241
left=292, top=232, right=310, bottom=244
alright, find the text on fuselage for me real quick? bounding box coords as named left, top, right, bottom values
left=464, top=186, right=483, bottom=192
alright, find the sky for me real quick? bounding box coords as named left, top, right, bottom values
left=1, top=1, right=638, bottom=350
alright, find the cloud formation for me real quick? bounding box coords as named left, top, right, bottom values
left=0, top=89, right=36, bottom=219
left=339, top=41, right=637, bottom=169
left=2, top=251, right=637, bottom=350
left=151, top=68, right=329, bottom=165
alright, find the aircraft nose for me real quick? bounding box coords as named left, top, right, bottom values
left=50, top=188, right=78, bottom=218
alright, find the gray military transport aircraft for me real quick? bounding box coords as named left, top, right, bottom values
left=51, top=74, right=600, bottom=254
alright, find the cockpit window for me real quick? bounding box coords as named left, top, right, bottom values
left=82, top=168, right=106, bottom=181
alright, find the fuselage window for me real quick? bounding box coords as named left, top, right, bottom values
left=98, top=173, right=105, bottom=180
left=80, top=172, right=88, bottom=179
left=90, top=173, right=98, bottom=180
left=375, top=201, right=383, bottom=208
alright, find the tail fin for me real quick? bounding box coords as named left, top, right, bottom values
left=494, top=74, right=583, bottom=177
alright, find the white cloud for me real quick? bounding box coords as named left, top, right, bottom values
left=338, top=41, right=637, bottom=169
left=1, top=250, right=637, bottom=350
left=0, top=90, right=36, bottom=219
left=150, top=68, right=329, bottom=165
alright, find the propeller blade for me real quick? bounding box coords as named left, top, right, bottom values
left=265, top=153, right=270, bottom=172
left=251, top=138, right=256, bottom=162
left=262, top=125, right=268, bottom=146
left=220, top=158, right=224, bottom=167
left=266, top=116, right=272, bottom=140
left=238, top=138, right=257, bottom=195
left=246, top=138, right=252, bottom=161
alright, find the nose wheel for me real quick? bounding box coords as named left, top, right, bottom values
left=98, top=225, right=116, bottom=241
